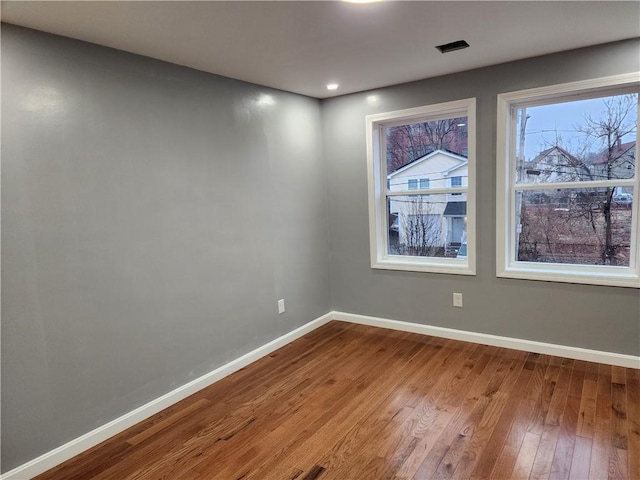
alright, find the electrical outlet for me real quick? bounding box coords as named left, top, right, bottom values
left=278, top=299, right=285, bottom=314
left=453, top=293, right=463, bottom=308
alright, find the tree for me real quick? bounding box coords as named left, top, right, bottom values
left=400, top=196, right=443, bottom=257
left=580, top=94, right=636, bottom=264
left=386, top=118, right=468, bottom=174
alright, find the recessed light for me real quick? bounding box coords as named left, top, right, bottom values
left=436, top=40, right=470, bottom=54
left=327, top=83, right=339, bottom=91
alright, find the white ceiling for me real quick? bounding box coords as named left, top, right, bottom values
left=2, top=1, right=639, bottom=99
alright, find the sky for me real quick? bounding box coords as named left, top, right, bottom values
left=521, top=93, right=638, bottom=161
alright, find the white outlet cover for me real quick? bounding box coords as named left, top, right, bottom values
left=453, top=293, right=463, bottom=307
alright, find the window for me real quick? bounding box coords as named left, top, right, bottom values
left=497, top=73, right=640, bottom=288
left=450, top=176, right=463, bottom=196
left=366, top=98, right=476, bottom=274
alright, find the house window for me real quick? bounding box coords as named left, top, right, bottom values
left=496, top=73, right=639, bottom=288
left=450, top=176, right=463, bottom=196
left=366, top=98, right=476, bottom=274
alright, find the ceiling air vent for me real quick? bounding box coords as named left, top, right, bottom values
left=436, top=40, right=470, bottom=54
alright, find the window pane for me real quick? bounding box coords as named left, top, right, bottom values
left=516, top=187, right=633, bottom=266
left=386, top=116, right=468, bottom=178
left=407, top=179, right=418, bottom=190
left=516, top=93, right=637, bottom=184
left=388, top=195, right=467, bottom=258
left=419, top=178, right=430, bottom=189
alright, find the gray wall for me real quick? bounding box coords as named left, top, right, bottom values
left=323, top=38, right=640, bottom=359
left=1, top=24, right=330, bottom=472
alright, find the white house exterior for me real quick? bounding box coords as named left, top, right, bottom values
left=590, top=141, right=635, bottom=195
left=524, top=142, right=635, bottom=185
left=521, top=143, right=636, bottom=205
left=387, top=150, right=468, bottom=255
left=523, top=146, right=586, bottom=183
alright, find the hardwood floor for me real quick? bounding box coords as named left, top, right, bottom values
left=34, top=321, right=638, bottom=480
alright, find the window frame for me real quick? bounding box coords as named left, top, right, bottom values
left=366, top=98, right=476, bottom=275
left=496, top=73, right=640, bottom=288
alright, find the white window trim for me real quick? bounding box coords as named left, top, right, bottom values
left=496, top=72, right=640, bottom=288
left=366, top=98, right=476, bottom=275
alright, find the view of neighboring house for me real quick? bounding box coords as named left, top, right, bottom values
left=522, top=146, right=588, bottom=183
left=522, top=141, right=636, bottom=204
left=590, top=141, right=636, bottom=194
left=524, top=141, right=636, bottom=184
left=387, top=149, right=468, bottom=256
left=517, top=141, right=635, bottom=265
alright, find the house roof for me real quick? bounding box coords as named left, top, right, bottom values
left=443, top=201, right=467, bottom=217
left=388, top=149, right=468, bottom=178
left=441, top=161, right=469, bottom=176
left=529, top=145, right=581, bottom=166
left=590, top=141, right=636, bottom=165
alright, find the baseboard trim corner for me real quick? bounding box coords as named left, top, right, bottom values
left=331, top=311, right=640, bottom=369
left=0, top=312, right=333, bottom=480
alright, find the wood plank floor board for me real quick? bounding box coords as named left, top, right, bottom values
left=161, top=330, right=423, bottom=479
left=627, top=367, right=640, bottom=480
left=369, top=342, right=488, bottom=480
left=590, top=364, right=613, bottom=480
left=440, top=354, right=529, bottom=479
left=529, top=356, right=563, bottom=436
left=577, top=361, right=600, bottom=439
left=568, top=435, right=593, bottom=480
left=209, top=331, right=432, bottom=479
left=32, top=321, right=638, bottom=480
left=291, top=337, right=463, bottom=480
left=408, top=348, right=520, bottom=479
left=488, top=353, right=550, bottom=479
left=548, top=378, right=580, bottom=480
left=511, top=431, right=543, bottom=480
left=238, top=338, right=458, bottom=476
left=469, top=354, right=535, bottom=480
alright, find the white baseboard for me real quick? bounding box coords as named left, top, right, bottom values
left=332, top=311, right=640, bottom=369
left=4, top=309, right=637, bottom=479
left=0, top=312, right=333, bottom=480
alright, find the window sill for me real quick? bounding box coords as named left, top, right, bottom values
left=373, top=257, right=475, bottom=276
left=498, top=265, right=640, bottom=288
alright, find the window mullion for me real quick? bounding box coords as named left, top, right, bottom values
left=514, top=179, right=636, bottom=191
left=387, top=187, right=467, bottom=196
